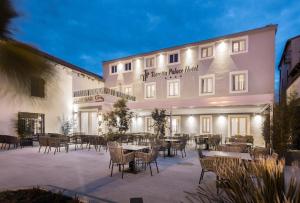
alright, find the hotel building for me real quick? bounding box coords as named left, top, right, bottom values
left=102, top=25, right=277, bottom=146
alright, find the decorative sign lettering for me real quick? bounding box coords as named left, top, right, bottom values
left=74, top=95, right=104, bottom=104
left=140, top=65, right=199, bottom=82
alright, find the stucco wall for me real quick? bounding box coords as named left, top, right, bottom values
left=103, top=28, right=275, bottom=106
left=0, top=66, right=73, bottom=136
left=72, top=73, right=103, bottom=91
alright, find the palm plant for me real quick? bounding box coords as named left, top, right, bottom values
left=0, top=0, right=55, bottom=95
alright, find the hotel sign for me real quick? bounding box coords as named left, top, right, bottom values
left=74, top=95, right=104, bottom=104
left=140, top=65, right=199, bottom=82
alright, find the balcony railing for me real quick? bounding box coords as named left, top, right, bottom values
left=73, top=87, right=136, bottom=101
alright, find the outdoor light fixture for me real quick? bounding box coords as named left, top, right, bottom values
left=217, top=41, right=227, bottom=52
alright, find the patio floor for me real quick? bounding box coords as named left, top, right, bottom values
left=1, top=145, right=299, bottom=203
left=0, top=145, right=209, bottom=203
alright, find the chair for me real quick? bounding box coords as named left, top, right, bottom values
left=251, top=147, right=269, bottom=160
left=136, top=146, right=160, bottom=176
left=158, top=140, right=170, bottom=158
left=198, top=155, right=216, bottom=184
left=108, top=146, right=135, bottom=178
left=172, top=139, right=187, bottom=158
left=38, top=136, right=49, bottom=153
left=208, top=134, right=221, bottom=150
left=48, top=137, right=60, bottom=154
left=108, top=142, right=120, bottom=168
left=195, top=136, right=206, bottom=149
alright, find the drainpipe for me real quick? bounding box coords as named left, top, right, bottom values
left=170, top=107, right=173, bottom=137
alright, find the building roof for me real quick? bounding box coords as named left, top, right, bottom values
left=278, top=35, right=300, bottom=68
left=13, top=40, right=103, bottom=81
left=102, top=24, right=277, bottom=64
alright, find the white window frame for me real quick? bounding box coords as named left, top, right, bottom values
left=200, top=115, right=213, bottom=134
left=145, top=116, right=154, bottom=133
left=110, top=63, right=118, bottom=75
left=123, top=85, right=133, bottom=95
left=144, top=55, right=156, bottom=69
left=230, top=36, right=248, bottom=55
left=123, top=60, right=133, bottom=73
left=170, top=116, right=181, bottom=133
left=199, top=74, right=215, bottom=96
left=228, top=114, right=250, bottom=137
left=229, top=70, right=248, bottom=93
left=199, top=44, right=214, bottom=60
left=144, top=82, right=156, bottom=99
left=167, top=79, right=180, bottom=98
left=167, top=50, right=180, bottom=65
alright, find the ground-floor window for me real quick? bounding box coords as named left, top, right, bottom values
left=200, top=115, right=212, bottom=134
left=145, top=117, right=154, bottom=133
left=228, top=115, right=250, bottom=136
left=80, top=111, right=98, bottom=135
left=170, top=116, right=181, bottom=134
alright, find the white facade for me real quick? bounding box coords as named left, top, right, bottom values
left=102, top=25, right=277, bottom=146
left=0, top=56, right=103, bottom=137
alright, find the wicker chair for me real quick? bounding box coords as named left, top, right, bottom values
left=251, top=147, right=270, bottom=160
left=195, top=136, right=206, bottom=149
left=172, top=139, right=187, bottom=158
left=38, top=136, right=49, bottom=153
left=158, top=140, right=170, bottom=158
left=198, top=155, right=216, bottom=184
left=136, top=146, right=160, bottom=176
left=208, top=134, right=221, bottom=150
left=1, top=135, right=19, bottom=150
left=108, top=146, right=135, bottom=178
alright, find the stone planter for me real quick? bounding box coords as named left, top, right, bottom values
left=285, top=150, right=300, bottom=166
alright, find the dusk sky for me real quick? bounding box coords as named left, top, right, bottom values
left=11, top=0, right=300, bottom=90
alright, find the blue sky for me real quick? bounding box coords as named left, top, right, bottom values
left=11, top=0, right=300, bottom=89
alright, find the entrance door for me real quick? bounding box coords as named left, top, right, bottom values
left=80, top=111, right=99, bottom=135
left=229, top=115, right=249, bottom=136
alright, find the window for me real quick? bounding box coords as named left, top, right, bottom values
left=199, top=74, right=215, bottom=95
left=200, top=46, right=214, bottom=59
left=168, top=51, right=180, bottom=64
left=167, top=79, right=180, bottom=97
left=110, top=65, right=118, bottom=74
left=144, top=82, right=156, bottom=99
left=31, top=77, right=45, bottom=98
left=228, top=115, right=250, bottom=136
left=124, top=62, right=132, bottom=72
left=145, top=117, right=153, bottom=132
left=144, top=56, right=155, bottom=69
left=231, top=37, right=248, bottom=54
left=200, top=115, right=212, bottom=134
left=123, top=85, right=133, bottom=95
left=171, top=116, right=181, bottom=133
left=230, top=71, right=248, bottom=93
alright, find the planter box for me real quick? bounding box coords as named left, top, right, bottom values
left=285, top=150, right=300, bottom=166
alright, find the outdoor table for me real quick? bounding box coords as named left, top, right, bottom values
left=202, top=150, right=252, bottom=161
left=121, top=144, right=149, bottom=173
left=164, top=139, right=180, bottom=156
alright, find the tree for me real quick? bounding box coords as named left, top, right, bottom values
left=103, top=99, right=133, bottom=134
left=151, top=108, right=167, bottom=137
left=263, top=92, right=300, bottom=156
left=0, top=0, right=55, bottom=95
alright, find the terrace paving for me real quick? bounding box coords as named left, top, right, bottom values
left=0, top=145, right=299, bottom=203
left=0, top=145, right=208, bottom=203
